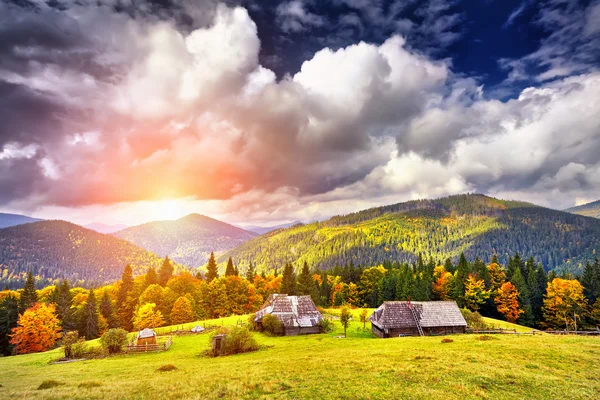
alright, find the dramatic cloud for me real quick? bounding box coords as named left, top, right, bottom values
left=0, top=0, right=599, bottom=225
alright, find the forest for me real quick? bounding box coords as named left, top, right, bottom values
left=1, top=250, right=599, bottom=356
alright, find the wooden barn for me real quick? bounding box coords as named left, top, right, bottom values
left=136, top=328, right=157, bottom=345
left=370, top=301, right=467, bottom=337
left=254, top=294, right=322, bottom=336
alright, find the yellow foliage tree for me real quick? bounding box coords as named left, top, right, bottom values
left=487, top=263, right=506, bottom=293
left=495, top=282, right=524, bottom=323
left=10, top=303, right=61, bottom=354
left=543, top=278, right=588, bottom=330
left=432, top=266, right=453, bottom=300
left=132, top=303, right=165, bottom=330
left=170, top=296, right=194, bottom=325
left=464, top=275, right=490, bottom=311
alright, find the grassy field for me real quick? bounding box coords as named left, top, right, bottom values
left=0, top=313, right=598, bottom=399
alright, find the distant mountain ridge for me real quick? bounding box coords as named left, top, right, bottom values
left=565, top=200, right=600, bottom=219
left=220, top=194, right=600, bottom=274
left=0, top=220, right=163, bottom=288
left=114, top=214, right=257, bottom=267
left=85, top=222, right=129, bottom=234
left=240, top=221, right=303, bottom=235
left=0, top=213, right=42, bottom=229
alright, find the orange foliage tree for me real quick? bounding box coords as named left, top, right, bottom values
left=10, top=303, right=61, bottom=354
left=170, top=296, right=195, bottom=325
left=432, top=266, right=453, bottom=300
left=495, top=282, right=524, bottom=323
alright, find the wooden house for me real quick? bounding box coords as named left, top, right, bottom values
left=254, top=294, right=322, bottom=336
left=370, top=301, right=467, bottom=337
left=136, top=328, right=157, bottom=345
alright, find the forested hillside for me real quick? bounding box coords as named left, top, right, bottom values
left=114, top=214, right=257, bottom=267
left=566, top=199, right=600, bottom=218
left=220, top=194, right=600, bottom=274
left=0, top=221, right=164, bottom=288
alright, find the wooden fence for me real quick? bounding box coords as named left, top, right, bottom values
left=544, top=330, right=600, bottom=336
left=126, top=336, right=173, bottom=353
left=467, top=328, right=542, bottom=336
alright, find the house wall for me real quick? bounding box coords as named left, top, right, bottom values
left=372, top=325, right=467, bottom=338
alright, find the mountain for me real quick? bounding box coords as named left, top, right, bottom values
left=0, top=213, right=42, bottom=229
left=85, top=222, right=129, bottom=234
left=219, top=194, right=600, bottom=274
left=0, top=220, right=164, bottom=288
left=240, top=221, right=303, bottom=235
left=113, top=214, right=257, bottom=267
left=565, top=200, right=600, bottom=219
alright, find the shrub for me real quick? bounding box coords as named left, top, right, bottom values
left=157, top=364, right=178, bottom=372
left=100, top=328, right=129, bottom=354
left=247, top=313, right=257, bottom=331
left=441, top=338, right=454, bottom=343
left=37, top=380, right=64, bottom=390
left=476, top=335, right=498, bottom=341
left=221, top=327, right=259, bottom=356
left=72, top=339, right=88, bottom=358
left=461, top=308, right=488, bottom=330
left=262, top=314, right=283, bottom=335
left=62, top=331, right=79, bottom=359
left=317, top=318, right=333, bottom=333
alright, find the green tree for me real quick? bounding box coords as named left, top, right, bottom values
left=281, top=263, right=296, bottom=295
left=511, top=268, right=534, bottom=326
left=19, top=271, right=38, bottom=313
left=82, top=289, right=99, bottom=340
left=225, top=257, right=236, bottom=276
left=581, top=258, right=600, bottom=304
left=449, top=253, right=469, bottom=307
left=54, top=280, right=76, bottom=331
left=159, top=256, right=174, bottom=286
left=245, top=263, right=256, bottom=281
left=117, top=265, right=135, bottom=330
left=0, top=294, right=19, bottom=356
left=297, top=262, right=317, bottom=300
left=206, top=252, right=219, bottom=282
left=99, top=290, right=118, bottom=329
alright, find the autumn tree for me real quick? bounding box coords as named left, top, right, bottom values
left=340, top=307, right=351, bottom=338
left=206, top=252, right=218, bottom=282
left=171, top=296, right=195, bottom=325
left=145, top=267, right=159, bottom=286
left=464, top=275, right=490, bottom=311
left=159, top=256, right=174, bottom=286
left=132, top=303, right=165, bottom=330
left=18, top=271, right=38, bottom=313
left=486, top=262, right=506, bottom=293
left=359, top=308, right=368, bottom=330
left=495, top=282, right=524, bottom=323
left=10, top=303, right=61, bottom=354
left=432, top=266, right=453, bottom=300
left=543, top=278, right=588, bottom=330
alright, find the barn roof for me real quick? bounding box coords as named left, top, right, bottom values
left=255, top=294, right=322, bottom=328
left=138, top=328, right=157, bottom=338
left=191, top=325, right=205, bottom=332
left=369, top=301, right=467, bottom=330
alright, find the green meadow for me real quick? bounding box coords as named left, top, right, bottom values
left=0, top=310, right=598, bottom=400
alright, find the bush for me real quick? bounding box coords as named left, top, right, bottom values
left=100, top=328, right=129, bottom=354
left=247, top=313, right=257, bottom=331
left=262, top=314, right=283, bottom=335
left=222, top=327, right=259, bottom=356
left=461, top=308, right=488, bottom=330
left=317, top=318, right=333, bottom=333
left=72, top=339, right=88, bottom=358
left=62, top=331, right=79, bottom=359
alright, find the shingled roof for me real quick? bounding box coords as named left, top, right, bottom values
left=138, top=328, right=157, bottom=339
left=255, top=294, right=322, bottom=328
left=369, top=301, right=467, bottom=330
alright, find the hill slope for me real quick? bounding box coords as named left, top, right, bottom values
left=0, top=220, right=163, bottom=288
left=84, top=223, right=129, bottom=234
left=114, top=214, right=257, bottom=267
left=0, top=213, right=42, bottom=229
left=565, top=199, right=600, bottom=218
left=220, top=194, right=600, bottom=274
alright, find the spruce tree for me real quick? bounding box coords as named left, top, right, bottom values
left=206, top=252, right=218, bottom=282
left=159, top=256, right=174, bottom=286
left=444, top=258, right=455, bottom=274
left=511, top=268, right=533, bottom=326
left=245, top=263, right=255, bottom=281
left=145, top=267, right=159, bottom=286
left=55, top=280, right=75, bottom=331
left=297, top=262, right=317, bottom=301
left=449, top=253, right=469, bottom=307
left=18, top=271, right=38, bottom=313
left=82, top=289, right=99, bottom=340
left=581, top=258, right=600, bottom=303
left=0, top=294, right=19, bottom=356
left=100, top=290, right=118, bottom=329
left=281, top=263, right=296, bottom=295
left=225, top=257, right=235, bottom=276
left=117, top=265, right=134, bottom=330
left=319, top=271, right=331, bottom=306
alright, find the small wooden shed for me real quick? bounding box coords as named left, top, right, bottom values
left=370, top=301, right=467, bottom=337
left=191, top=325, right=205, bottom=333
left=254, top=294, right=322, bottom=336
left=136, top=328, right=157, bottom=345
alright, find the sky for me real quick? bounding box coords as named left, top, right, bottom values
left=0, top=0, right=599, bottom=227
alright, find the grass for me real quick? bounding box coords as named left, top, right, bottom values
left=0, top=315, right=598, bottom=399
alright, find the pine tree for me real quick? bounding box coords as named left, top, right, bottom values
left=0, top=294, right=19, bottom=356
left=19, top=271, right=38, bottom=313
left=281, top=263, right=296, bottom=295
left=449, top=253, right=469, bottom=307
left=145, top=267, right=159, bottom=286
left=100, top=290, right=118, bottom=329
left=581, top=258, right=600, bottom=304
left=297, top=262, right=317, bottom=301
left=245, top=263, right=256, bottom=281
left=206, top=252, right=218, bottom=282
left=225, top=257, right=235, bottom=276
left=117, top=265, right=135, bottom=330
left=82, top=289, right=99, bottom=340
left=159, top=256, right=174, bottom=286
left=54, top=280, right=75, bottom=331
left=511, top=268, right=533, bottom=326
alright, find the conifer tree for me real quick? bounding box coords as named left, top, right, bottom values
left=245, top=263, right=256, bottom=281
left=54, top=280, right=75, bottom=331
left=511, top=268, right=533, bottom=326
left=581, top=258, right=600, bottom=304
left=297, top=262, right=317, bottom=301
left=449, top=253, right=469, bottom=307
left=145, top=267, right=159, bottom=286
left=0, top=294, right=19, bottom=356
left=224, top=257, right=235, bottom=276
left=281, top=263, right=296, bottom=295
left=206, top=252, right=218, bottom=282
left=82, top=289, right=99, bottom=340
left=159, top=256, right=174, bottom=286
left=117, top=265, right=135, bottom=330
left=19, top=271, right=38, bottom=313
left=100, top=290, right=118, bottom=329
